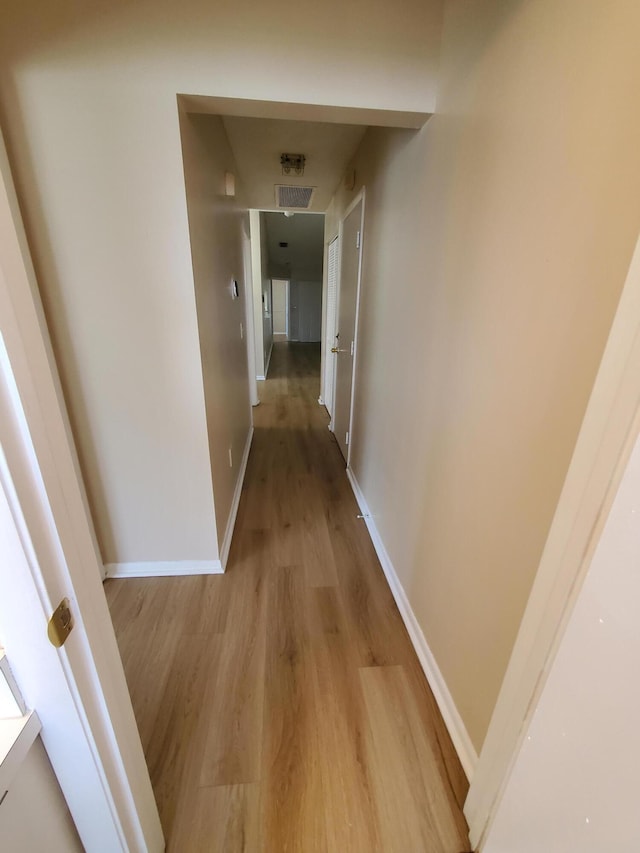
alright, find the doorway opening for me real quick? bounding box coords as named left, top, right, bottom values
left=249, top=209, right=325, bottom=397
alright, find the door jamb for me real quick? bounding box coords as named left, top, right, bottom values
left=324, top=235, right=340, bottom=420
left=241, top=215, right=259, bottom=407
left=337, top=188, right=366, bottom=468
left=285, top=279, right=290, bottom=339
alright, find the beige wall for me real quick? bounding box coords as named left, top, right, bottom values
left=0, top=0, right=442, bottom=565
left=328, top=0, right=640, bottom=751
left=179, top=112, right=252, bottom=551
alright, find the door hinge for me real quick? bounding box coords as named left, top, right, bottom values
left=350, top=340, right=355, bottom=356
left=47, top=598, right=74, bottom=648
left=356, top=230, right=361, bottom=249
left=345, top=431, right=350, bottom=446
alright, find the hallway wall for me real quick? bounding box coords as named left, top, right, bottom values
left=327, top=0, right=640, bottom=753
left=179, top=112, right=252, bottom=554
left=0, top=0, right=442, bottom=566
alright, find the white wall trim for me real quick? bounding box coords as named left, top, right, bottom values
left=104, top=559, right=222, bottom=578
left=346, top=467, right=478, bottom=781
left=241, top=216, right=259, bottom=407
left=343, top=189, right=365, bottom=469
left=220, top=426, right=254, bottom=570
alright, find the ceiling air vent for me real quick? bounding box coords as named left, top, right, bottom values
left=275, top=185, right=315, bottom=210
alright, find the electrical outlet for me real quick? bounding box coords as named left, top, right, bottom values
left=228, top=447, right=233, bottom=468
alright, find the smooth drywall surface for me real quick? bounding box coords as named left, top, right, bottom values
left=484, top=431, right=640, bottom=852
left=328, top=0, right=640, bottom=751
left=179, top=112, right=252, bottom=550
left=0, top=0, right=443, bottom=565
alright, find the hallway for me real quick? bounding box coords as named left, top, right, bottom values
left=105, top=342, right=470, bottom=852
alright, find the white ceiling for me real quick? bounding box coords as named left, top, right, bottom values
left=222, top=116, right=367, bottom=211
left=263, top=212, right=325, bottom=281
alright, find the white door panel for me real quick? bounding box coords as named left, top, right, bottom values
left=324, top=237, right=339, bottom=417
left=333, top=195, right=364, bottom=463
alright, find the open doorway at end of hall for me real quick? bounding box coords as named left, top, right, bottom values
left=249, top=210, right=325, bottom=382
left=271, top=277, right=332, bottom=347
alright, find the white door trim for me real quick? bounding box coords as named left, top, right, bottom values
left=323, top=235, right=339, bottom=417
left=0, top=128, right=162, bottom=851
left=466, top=232, right=640, bottom=849
left=341, top=188, right=366, bottom=468
left=328, top=233, right=343, bottom=433
left=241, top=216, right=259, bottom=407
left=285, top=280, right=290, bottom=338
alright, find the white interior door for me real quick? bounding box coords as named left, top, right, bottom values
left=332, top=193, right=364, bottom=463
left=324, top=237, right=339, bottom=417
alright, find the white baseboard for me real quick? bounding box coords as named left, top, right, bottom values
left=346, top=467, right=478, bottom=781
left=104, top=560, right=222, bottom=578
left=220, top=426, right=254, bottom=570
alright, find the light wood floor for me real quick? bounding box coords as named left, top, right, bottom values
left=105, top=342, right=471, bottom=852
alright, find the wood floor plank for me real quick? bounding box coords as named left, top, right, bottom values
left=359, top=665, right=470, bottom=853
left=143, top=632, right=213, bottom=841
left=300, top=503, right=339, bottom=587
left=260, top=565, right=326, bottom=852
left=196, top=531, right=268, bottom=787
left=309, top=587, right=383, bottom=852
left=170, top=784, right=260, bottom=853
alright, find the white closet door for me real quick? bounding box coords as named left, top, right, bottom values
left=324, top=236, right=339, bottom=417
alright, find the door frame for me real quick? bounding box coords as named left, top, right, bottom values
left=241, top=215, right=259, bottom=406
left=322, top=235, right=340, bottom=417
left=334, top=188, right=365, bottom=466
left=0, top=128, right=163, bottom=852
left=285, top=280, right=290, bottom=338
left=465, top=232, right=640, bottom=848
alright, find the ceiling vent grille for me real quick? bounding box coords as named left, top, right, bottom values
left=275, top=185, right=315, bottom=210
